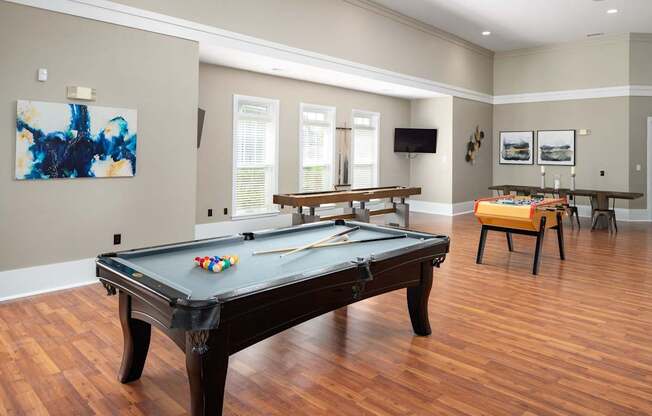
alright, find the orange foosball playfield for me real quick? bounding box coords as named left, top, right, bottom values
left=473, top=195, right=567, bottom=275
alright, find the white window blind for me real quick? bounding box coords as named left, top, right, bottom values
left=300, top=104, right=335, bottom=192
left=232, top=95, right=279, bottom=217
left=351, top=110, right=379, bottom=188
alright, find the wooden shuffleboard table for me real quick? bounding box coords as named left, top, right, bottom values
left=474, top=195, right=567, bottom=275
left=273, top=186, right=421, bottom=227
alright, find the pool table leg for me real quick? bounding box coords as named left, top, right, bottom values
left=506, top=232, right=514, bottom=252
left=186, top=329, right=229, bottom=416
left=118, top=292, right=151, bottom=383
left=407, top=262, right=433, bottom=336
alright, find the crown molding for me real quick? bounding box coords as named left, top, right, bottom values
left=344, top=0, right=494, bottom=58
left=630, top=85, right=652, bottom=97
left=495, top=33, right=631, bottom=59
left=493, top=85, right=652, bottom=105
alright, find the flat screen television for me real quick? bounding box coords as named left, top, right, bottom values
left=394, top=128, right=437, bottom=153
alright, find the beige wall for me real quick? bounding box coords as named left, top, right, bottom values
left=112, top=0, right=494, bottom=95
left=452, top=98, right=493, bottom=203
left=493, top=98, right=633, bottom=207
left=197, top=64, right=411, bottom=224
left=408, top=97, right=453, bottom=204
left=0, top=2, right=199, bottom=271
left=630, top=34, right=652, bottom=86
left=629, top=97, right=652, bottom=209
left=494, top=35, right=630, bottom=95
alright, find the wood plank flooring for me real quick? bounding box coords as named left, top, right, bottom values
left=1, top=213, right=652, bottom=415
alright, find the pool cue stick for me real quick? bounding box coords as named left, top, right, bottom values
left=280, top=226, right=360, bottom=258
left=255, top=234, right=407, bottom=255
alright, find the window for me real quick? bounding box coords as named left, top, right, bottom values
left=232, top=95, right=279, bottom=217
left=299, top=104, right=335, bottom=192
left=351, top=110, right=379, bottom=188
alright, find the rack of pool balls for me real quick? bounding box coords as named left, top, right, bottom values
left=194, top=255, right=239, bottom=273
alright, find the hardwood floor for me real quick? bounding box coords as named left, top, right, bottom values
left=2, top=213, right=652, bottom=415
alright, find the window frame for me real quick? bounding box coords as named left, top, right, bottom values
left=231, top=94, right=280, bottom=219
left=350, top=109, right=380, bottom=189
left=298, top=103, right=337, bottom=193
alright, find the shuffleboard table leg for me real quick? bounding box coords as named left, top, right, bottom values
left=532, top=216, right=547, bottom=275
left=407, top=262, right=433, bottom=336
left=118, top=292, right=151, bottom=383
left=506, top=232, right=514, bottom=252
left=476, top=226, right=488, bottom=264
left=186, top=329, right=229, bottom=416
left=556, top=212, right=565, bottom=260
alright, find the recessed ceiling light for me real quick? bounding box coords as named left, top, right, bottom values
left=607, top=8, right=618, bottom=14
left=482, top=31, right=491, bottom=36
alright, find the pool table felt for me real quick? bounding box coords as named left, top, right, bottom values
left=110, top=224, right=439, bottom=301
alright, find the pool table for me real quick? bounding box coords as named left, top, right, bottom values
left=96, top=220, right=449, bottom=416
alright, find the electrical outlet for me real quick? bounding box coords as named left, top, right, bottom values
left=113, top=233, right=121, bottom=245
left=208, top=209, right=213, bottom=217
left=223, top=208, right=228, bottom=215
left=600, top=170, right=605, bottom=177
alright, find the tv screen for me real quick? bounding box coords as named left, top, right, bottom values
left=394, top=128, right=437, bottom=153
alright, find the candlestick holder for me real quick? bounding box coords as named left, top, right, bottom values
left=570, top=174, right=576, bottom=191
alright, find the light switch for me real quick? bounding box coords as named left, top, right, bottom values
left=636, top=164, right=641, bottom=171
left=37, top=68, right=48, bottom=82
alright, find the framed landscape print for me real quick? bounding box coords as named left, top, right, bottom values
left=499, top=131, right=534, bottom=165
left=537, top=130, right=575, bottom=166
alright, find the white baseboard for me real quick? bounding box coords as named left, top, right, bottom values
left=0, top=258, right=97, bottom=303
left=195, top=214, right=293, bottom=239
left=407, top=199, right=474, bottom=216
left=452, top=200, right=475, bottom=215
left=575, top=205, right=651, bottom=222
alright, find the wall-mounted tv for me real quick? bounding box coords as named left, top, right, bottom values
left=394, top=128, right=437, bottom=153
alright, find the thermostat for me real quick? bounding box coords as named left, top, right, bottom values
left=67, top=86, right=96, bottom=101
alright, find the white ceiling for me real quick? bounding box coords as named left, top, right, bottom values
left=372, top=0, right=652, bottom=51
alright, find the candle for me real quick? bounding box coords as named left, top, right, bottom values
left=540, top=166, right=546, bottom=174
left=571, top=166, right=575, bottom=175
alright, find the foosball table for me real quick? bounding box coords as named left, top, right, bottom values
left=473, top=195, right=567, bottom=275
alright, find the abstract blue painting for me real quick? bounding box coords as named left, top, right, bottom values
left=16, top=100, right=137, bottom=180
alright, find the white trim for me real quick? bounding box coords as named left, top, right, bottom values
left=5, top=0, right=493, bottom=104
left=493, top=86, right=634, bottom=105
left=574, top=205, right=650, bottom=222
left=408, top=199, right=474, bottom=216
left=195, top=215, right=293, bottom=239
left=452, top=200, right=475, bottom=215
left=0, top=258, right=97, bottom=303
left=630, top=85, right=652, bottom=97
left=647, top=117, right=652, bottom=221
